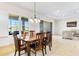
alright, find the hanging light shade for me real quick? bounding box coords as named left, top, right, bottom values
left=29, top=18, right=34, bottom=23
left=30, top=2, right=40, bottom=23
left=38, top=19, right=40, bottom=23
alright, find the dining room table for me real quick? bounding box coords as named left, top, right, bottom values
left=20, top=35, right=37, bottom=56
left=19, top=32, right=50, bottom=56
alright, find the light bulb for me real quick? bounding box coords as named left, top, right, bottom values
left=38, top=19, right=40, bottom=23
left=34, top=18, right=38, bottom=23
left=29, top=18, right=34, bottom=23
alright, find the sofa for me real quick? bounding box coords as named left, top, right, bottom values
left=62, top=30, right=79, bottom=40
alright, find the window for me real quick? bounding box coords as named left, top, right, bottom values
left=21, top=17, right=29, bottom=32
left=8, top=15, right=19, bottom=35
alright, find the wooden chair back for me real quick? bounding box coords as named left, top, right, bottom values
left=46, top=32, right=51, bottom=43
left=13, top=31, right=21, bottom=50
left=36, top=33, right=44, bottom=47
left=30, top=31, right=35, bottom=38
left=21, top=31, right=27, bottom=39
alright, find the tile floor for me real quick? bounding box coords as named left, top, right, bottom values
left=5, top=35, right=79, bottom=56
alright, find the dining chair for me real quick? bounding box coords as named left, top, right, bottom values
left=43, top=32, right=52, bottom=54
left=29, top=31, right=35, bottom=38
left=13, top=31, right=27, bottom=56
left=29, top=33, right=44, bottom=56
left=21, top=31, right=28, bottom=45
left=21, top=31, right=27, bottom=39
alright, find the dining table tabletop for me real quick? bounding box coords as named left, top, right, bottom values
left=19, top=33, right=47, bottom=56
left=20, top=35, right=36, bottom=56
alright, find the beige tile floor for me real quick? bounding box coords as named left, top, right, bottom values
left=0, top=44, right=14, bottom=56
left=1, top=35, right=79, bottom=56
left=52, top=36, right=79, bottom=56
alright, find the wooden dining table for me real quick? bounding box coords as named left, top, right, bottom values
left=20, top=36, right=36, bottom=56
left=19, top=32, right=50, bottom=56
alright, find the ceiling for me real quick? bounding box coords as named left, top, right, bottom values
left=7, top=2, right=79, bottom=20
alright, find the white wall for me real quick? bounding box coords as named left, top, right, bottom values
left=54, top=19, right=79, bottom=35
left=0, top=3, right=54, bottom=47
left=44, top=19, right=55, bottom=35
left=0, top=3, right=39, bottom=46
left=29, top=21, right=40, bottom=33
left=0, top=3, right=46, bottom=46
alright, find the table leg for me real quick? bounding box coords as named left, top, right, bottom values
left=27, top=42, right=31, bottom=56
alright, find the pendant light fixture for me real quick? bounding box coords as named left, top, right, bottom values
left=30, top=2, right=40, bottom=23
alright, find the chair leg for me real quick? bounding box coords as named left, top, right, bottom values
left=45, top=45, right=47, bottom=54
left=25, top=48, right=27, bottom=53
left=42, top=48, right=44, bottom=56
left=14, top=49, right=17, bottom=56
left=35, top=51, right=37, bottom=56
left=50, top=39, right=52, bottom=48
left=18, top=51, right=20, bottom=56
left=49, top=44, right=51, bottom=51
